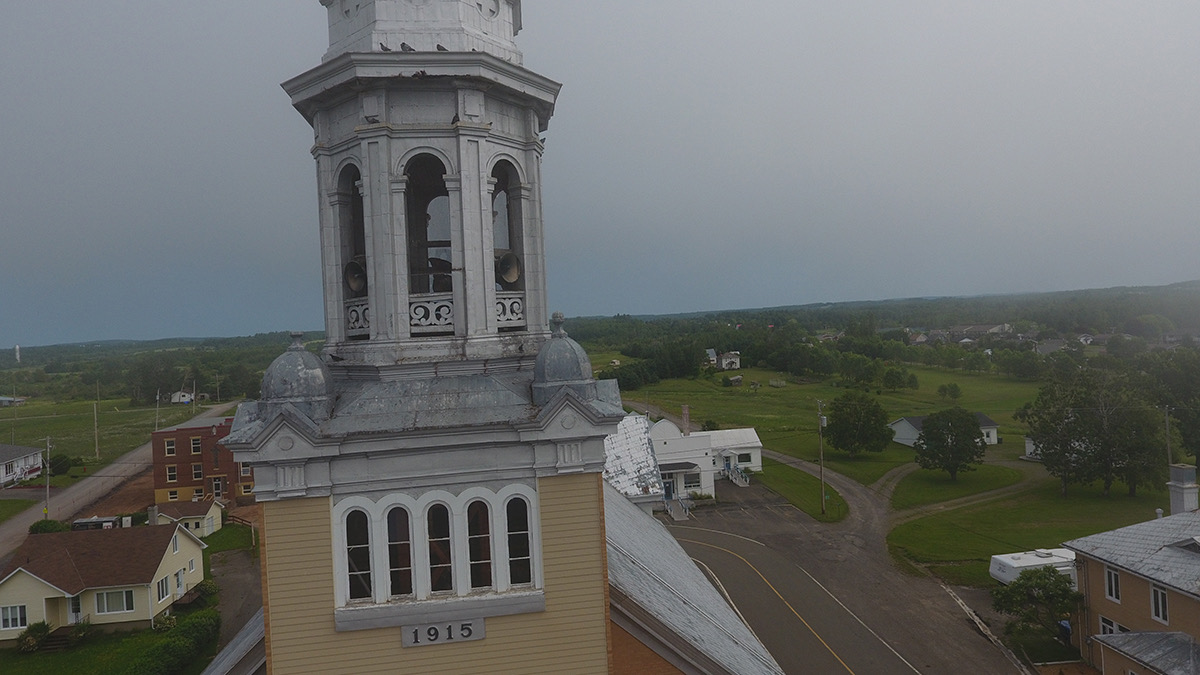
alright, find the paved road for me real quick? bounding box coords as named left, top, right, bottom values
left=0, top=403, right=236, bottom=567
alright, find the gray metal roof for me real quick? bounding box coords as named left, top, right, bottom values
left=603, top=482, right=784, bottom=675
left=892, top=412, right=999, bottom=431
left=603, top=414, right=663, bottom=499
left=1063, top=511, right=1200, bottom=597
left=0, top=443, right=41, bottom=463
left=1094, top=631, right=1200, bottom=675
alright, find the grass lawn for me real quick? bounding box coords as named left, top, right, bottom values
left=628, top=365, right=1041, bottom=486
left=757, top=458, right=848, bottom=523
left=1, top=627, right=165, bottom=675
left=202, top=523, right=255, bottom=577
left=890, top=464, right=1024, bottom=510
left=888, top=478, right=1170, bottom=587
left=0, top=498, right=37, bottom=525
left=1006, top=629, right=1080, bottom=666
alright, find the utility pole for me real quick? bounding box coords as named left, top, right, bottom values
left=1164, top=406, right=1173, bottom=467
left=43, top=437, right=52, bottom=520
left=155, top=388, right=161, bottom=431
left=94, top=382, right=100, bottom=461
left=817, top=399, right=827, bottom=515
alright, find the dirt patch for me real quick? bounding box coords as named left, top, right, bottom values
left=68, top=467, right=155, bottom=520
left=211, top=548, right=263, bottom=648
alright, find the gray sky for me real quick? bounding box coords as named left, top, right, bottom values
left=2, top=1, right=1198, bottom=348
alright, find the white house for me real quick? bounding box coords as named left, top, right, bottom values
left=718, top=351, right=741, bottom=371
left=889, top=413, right=1000, bottom=447
left=0, top=444, right=42, bottom=487
left=150, top=500, right=224, bottom=537
left=169, top=391, right=194, bottom=405
left=647, top=419, right=763, bottom=500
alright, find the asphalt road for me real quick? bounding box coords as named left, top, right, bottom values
left=0, top=403, right=236, bottom=567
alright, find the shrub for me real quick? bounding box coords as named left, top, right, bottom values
left=16, top=621, right=51, bottom=653
left=154, top=613, right=178, bottom=632
left=28, top=519, right=70, bottom=534
left=49, top=454, right=72, bottom=476
left=69, top=618, right=92, bottom=645
left=196, top=578, right=219, bottom=598
left=177, top=608, right=221, bottom=647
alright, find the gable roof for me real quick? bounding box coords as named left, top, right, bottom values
left=0, top=525, right=202, bottom=596
left=603, top=482, right=784, bottom=674
left=890, top=412, right=998, bottom=431
left=0, top=444, right=41, bottom=464
left=1063, top=511, right=1200, bottom=598
left=157, top=500, right=223, bottom=520
left=1094, top=632, right=1200, bottom=675
left=603, top=414, right=663, bottom=499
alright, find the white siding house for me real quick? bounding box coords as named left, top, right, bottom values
left=889, top=413, right=1000, bottom=447
left=0, top=444, right=42, bottom=487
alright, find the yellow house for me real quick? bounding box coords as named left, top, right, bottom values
left=0, top=525, right=205, bottom=645
left=152, top=500, right=224, bottom=538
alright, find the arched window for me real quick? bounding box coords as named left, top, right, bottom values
left=490, top=161, right=523, bottom=292
left=427, top=504, right=453, bottom=592
left=467, top=501, right=493, bottom=589
left=506, top=497, right=532, bottom=586
left=387, top=507, right=413, bottom=597
left=337, top=165, right=368, bottom=340
left=406, top=155, right=451, bottom=295
left=345, top=510, right=372, bottom=600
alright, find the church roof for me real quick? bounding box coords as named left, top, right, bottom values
left=604, top=482, right=785, bottom=675
left=603, top=414, right=664, bottom=499
left=1064, top=510, right=1200, bottom=597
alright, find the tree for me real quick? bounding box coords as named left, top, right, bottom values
left=1016, top=380, right=1091, bottom=497
left=882, top=368, right=907, bottom=391
left=936, top=382, right=962, bottom=402
left=825, top=391, right=894, bottom=456
left=913, top=407, right=986, bottom=480
left=48, top=454, right=72, bottom=477
left=991, top=567, right=1083, bottom=637
left=28, top=519, right=70, bottom=534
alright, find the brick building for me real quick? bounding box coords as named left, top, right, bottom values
left=152, top=417, right=254, bottom=504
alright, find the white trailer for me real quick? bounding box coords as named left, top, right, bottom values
left=989, top=548, right=1077, bottom=588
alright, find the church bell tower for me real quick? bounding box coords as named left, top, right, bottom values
left=224, top=2, right=627, bottom=673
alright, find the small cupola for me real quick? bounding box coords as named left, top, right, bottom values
left=260, top=332, right=333, bottom=422
left=532, top=312, right=596, bottom=405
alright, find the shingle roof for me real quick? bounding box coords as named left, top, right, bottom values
left=893, top=412, right=999, bottom=431
left=157, top=501, right=222, bottom=520
left=604, top=482, right=784, bottom=675
left=0, top=525, right=196, bottom=595
left=0, top=443, right=41, bottom=464
left=1094, top=632, right=1200, bottom=675
left=1063, top=511, right=1200, bottom=597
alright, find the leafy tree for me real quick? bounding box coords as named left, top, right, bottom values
left=936, top=382, right=962, bottom=402
left=1016, top=380, right=1091, bottom=497
left=881, top=368, right=907, bottom=391
left=991, top=567, right=1083, bottom=637
left=906, top=373, right=919, bottom=390
left=28, top=519, right=70, bottom=534
left=48, top=454, right=72, bottom=477
left=825, top=391, right=894, bottom=456
left=914, top=407, right=986, bottom=480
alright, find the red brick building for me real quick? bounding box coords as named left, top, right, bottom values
left=151, top=417, right=254, bottom=504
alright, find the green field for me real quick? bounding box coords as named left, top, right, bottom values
left=1, top=399, right=203, bottom=480
left=757, top=458, right=848, bottom=523
left=888, top=478, right=1170, bottom=586
left=890, top=463, right=1024, bottom=510
left=630, top=365, right=1042, bottom=485
left=0, top=499, right=37, bottom=525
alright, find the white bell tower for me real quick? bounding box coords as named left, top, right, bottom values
left=288, top=0, right=558, bottom=367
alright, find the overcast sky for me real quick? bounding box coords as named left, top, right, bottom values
left=2, top=1, right=1198, bottom=348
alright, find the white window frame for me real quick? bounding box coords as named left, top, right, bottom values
left=189, top=559, right=196, bottom=573
left=1, top=605, right=27, bottom=629
left=157, top=577, right=170, bottom=602
left=1105, top=567, right=1121, bottom=602
left=192, top=463, right=203, bottom=480
left=166, top=465, right=177, bottom=483
left=96, top=589, right=135, bottom=614
left=1152, top=585, right=1169, bottom=624
left=168, top=490, right=178, bottom=501
left=190, top=437, right=202, bottom=454
left=172, top=534, right=179, bottom=554
left=683, top=472, right=702, bottom=490
left=164, top=439, right=175, bottom=456
left=240, top=463, right=251, bottom=477
left=330, top=484, right=542, bottom=608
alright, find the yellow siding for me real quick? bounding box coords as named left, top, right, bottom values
left=0, top=570, right=58, bottom=638
left=263, top=473, right=611, bottom=674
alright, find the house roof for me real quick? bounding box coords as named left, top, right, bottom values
left=156, top=417, right=233, bottom=435
left=0, top=525, right=202, bottom=596
left=658, top=462, right=699, bottom=472
left=157, top=501, right=223, bottom=520
left=694, top=427, right=762, bottom=451
left=890, top=412, right=998, bottom=431
left=603, top=482, right=783, bottom=674
left=0, top=443, right=41, bottom=464
left=1094, top=632, right=1200, bottom=675
left=1063, top=511, right=1200, bottom=598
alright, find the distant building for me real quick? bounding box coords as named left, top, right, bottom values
left=151, top=417, right=253, bottom=504
left=0, top=396, right=26, bottom=407
left=889, top=413, right=1000, bottom=447
left=718, top=351, right=741, bottom=370
left=0, top=444, right=42, bottom=487
left=169, top=391, right=194, bottom=405
left=648, top=419, right=763, bottom=499
left=150, top=500, right=224, bottom=537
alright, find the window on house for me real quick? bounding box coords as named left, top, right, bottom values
left=1152, top=585, right=1169, bottom=623
left=189, top=559, right=195, bottom=573
left=96, top=590, right=134, bottom=614
left=164, top=439, right=175, bottom=456
left=194, top=488, right=203, bottom=499
left=467, top=501, right=493, bottom=589
left=387, top=507, right=413, bottom=597
left=172, top=534, right=179, bottom=553
left=168, top=490, right=178, bottom=501
left=192, top=464, right=203, bottom=480
left=240, top=463, right=251, bottom=477
left=346, top=510, right=372, bottom=600
left=1105, top=567, right=1121, bottom=602
left=683, top=473, right=701, bottom=490
left=1, top=605, right=27, bottom=629
left=428, top=504, right=453, bottom=592
left=190, top=437, right=201, bottom=454
left=166, top=465, right=177, bottom=482
left=3, top=461, right=12, bottom=475
left=157, top=577, right=170, bottom=602
left=738, top=453, right=752, bottom=464
left=241, top=484, right=252, bottom=495
left=507, top=497, right=532, bottom=586
left=406, top=155, right=452, bottom=297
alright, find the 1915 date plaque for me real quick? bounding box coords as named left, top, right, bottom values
left=402, top=619, right=485, bottom=648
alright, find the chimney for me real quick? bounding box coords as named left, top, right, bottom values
left=147, top=505, right=158, bottom=525
left=681, top=405, right=690, bottom=436
left=1167, top=464, right=1198, bottom=515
